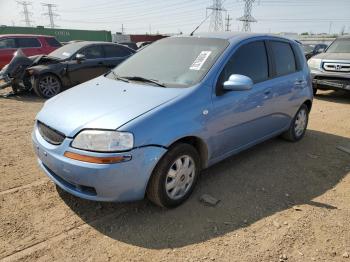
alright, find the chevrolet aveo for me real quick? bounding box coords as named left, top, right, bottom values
left=32, top=33, right=313, bottom=208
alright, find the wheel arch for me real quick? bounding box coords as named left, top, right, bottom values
left=303, top=99, right=312, bottom=112
left=167, top=136, right=209, bottom=169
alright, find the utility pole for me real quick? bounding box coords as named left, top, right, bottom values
left=121, top=24, right=125, bottom=34
left=207, top=0, right=226, bottom=32
left=225, top=14, right=232, bottom=31
left=16, top=1, right=34, bottom=27
left=237, top=0, right=257, bottom=32
left=41, top=3, right=59, bottom=28
left=328, top=21, right=333, bottom=35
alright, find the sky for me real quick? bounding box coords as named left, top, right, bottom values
left=0, top=0, right=350, bottom=35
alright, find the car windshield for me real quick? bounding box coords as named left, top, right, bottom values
left=326, top=38, right=350, bottom=53
left=108, top=37, right=229, bottom=88
left=49, top=43, right=81, bottom=59
left=302, top=44, right=314, bottom=53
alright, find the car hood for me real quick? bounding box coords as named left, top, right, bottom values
left=313, top=52, right=350, bottom=61
left=36, top=76, right=184, bottom=137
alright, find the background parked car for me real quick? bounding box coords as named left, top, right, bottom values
left=119, top=42, right=138, bottom=50
left=0, top=41, right=135, bottom=98
left=303, top=43, right=328, bottom=60
left=136, top=41, right=152, bottom=49
left=0, top=34, right=61, bottom=69
left=308, top=36, right=350, bottom=95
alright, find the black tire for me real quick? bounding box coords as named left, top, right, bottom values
left=313, top=88, right=317, bottom=96
left=33, top=74, right=62, bottom=98
left=282, top=104, right=309, bottom=142
left=146, top=143, right=201, bottom=208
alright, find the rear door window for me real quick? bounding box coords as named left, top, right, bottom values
left=270, top=41, right=296, bottom=76
left=104, top=45, right=132, bottom=58
left=16, top=38, right=41, bottom=48
left=220, top=41, right=269, bottom=84
left=45, top=37, right=62, bottom=47
left=0, top=38, right=17, bottom=49
left=81, top=45, right=104, bottom=59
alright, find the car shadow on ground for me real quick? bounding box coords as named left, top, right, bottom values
left=0, top=90, right=44, bottom=103
left=58, top=129, right=350, bottom=250
left=315, top=90, right=350, bottom=104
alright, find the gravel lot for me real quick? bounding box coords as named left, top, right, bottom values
left=0, top=89, right=349, bottom=262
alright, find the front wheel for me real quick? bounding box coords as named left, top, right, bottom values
left=313, top=87, right=317, bottom=96
left=282, top=104, right=309, bottom=142
left=33, top=74, right=62, bottom=98
left=147, top=143, right=201, bottom=208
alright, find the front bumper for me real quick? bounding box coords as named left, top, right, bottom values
left=32, top=126, right=167, bottom=202
left=310, top=69, right=350, bottom=91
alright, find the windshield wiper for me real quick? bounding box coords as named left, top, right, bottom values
left=121, top=76, right=166, bottom=87
left=109, top=71, right=130, bottom=83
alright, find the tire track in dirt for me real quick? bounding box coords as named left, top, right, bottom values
left=0, top=180, right=133, bottom=259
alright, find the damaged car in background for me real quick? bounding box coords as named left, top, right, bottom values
left=0, top=41, right=135, bottom=98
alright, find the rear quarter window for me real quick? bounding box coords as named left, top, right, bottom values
left=45, top=37, right=62, bottom=47
left=270, top=41, right=296, bottom=76
left=16, top=38, right=41, bottom=48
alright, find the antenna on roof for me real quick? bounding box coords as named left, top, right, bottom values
left=190, top=0, right=227, bottom=36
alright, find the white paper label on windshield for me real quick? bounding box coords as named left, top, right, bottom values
left=62, top=52, right=71, bottom=57
left=190, top=51, right=212, bottom=70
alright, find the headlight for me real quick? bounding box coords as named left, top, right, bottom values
left=71, top=130, right=134, bottom=152
left=308, top=58, right=322, bottom=70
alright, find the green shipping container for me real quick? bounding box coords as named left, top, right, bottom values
left=0, top=26, right=112, bottom=42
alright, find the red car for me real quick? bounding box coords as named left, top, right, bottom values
left=0, top=34, right=62, bottom=69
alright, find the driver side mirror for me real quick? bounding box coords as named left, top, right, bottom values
left=223, top=74, right=253, bottom=91
left=315, top=48, right=325, bottom=54
left=75, top=53, right=86, bottom=63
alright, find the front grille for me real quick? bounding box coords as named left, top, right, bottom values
left=323, top=62, right=350, bottom=72
left=37, top=121, right=65, bottom=145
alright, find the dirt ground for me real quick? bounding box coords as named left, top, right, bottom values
left=0, top=88, right=349, bottom=262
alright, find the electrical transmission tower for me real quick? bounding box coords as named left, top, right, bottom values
left=237, top=0, right=257, bottom=32
left=225, top=14, right=232, bottom=31
left=41, top=3, right=59, bottom=28
left=16, top=1, right=34, bottom=27
left=207, top=0, right=226, bottom=32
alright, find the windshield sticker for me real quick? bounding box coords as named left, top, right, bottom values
left=62, top=52, right=71, bottom=57
left=190, top=51, right=212, bottom=70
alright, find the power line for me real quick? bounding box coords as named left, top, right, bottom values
left=207, top=0, right=226, bottom=32
left=16, top=1, right=34, bottom=27
left=41, top=3, right=59, bottom=28
left=237, top=0, right=257, bottom=32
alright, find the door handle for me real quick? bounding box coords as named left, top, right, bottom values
left=263, top=89, right=272, bottom=99
left=294, top=80, right=307, bottom=87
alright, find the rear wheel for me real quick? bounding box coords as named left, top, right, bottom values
left=33, top=74, right=62, bottom=98
left=147, top=143, right=200, bottom=208
left=282, top=104, right=309, bottom=142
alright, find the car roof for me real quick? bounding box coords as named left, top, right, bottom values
left=178, top=32, right=296, bottom=43
left=0, top=34, right=56, bottom=38
left=64, top=41, right=135, bottom=52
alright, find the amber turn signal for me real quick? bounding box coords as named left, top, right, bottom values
left=64, top=151, right=131, bottom=164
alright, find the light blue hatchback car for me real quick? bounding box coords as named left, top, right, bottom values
left=32, top=33, right=313, bottom=207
